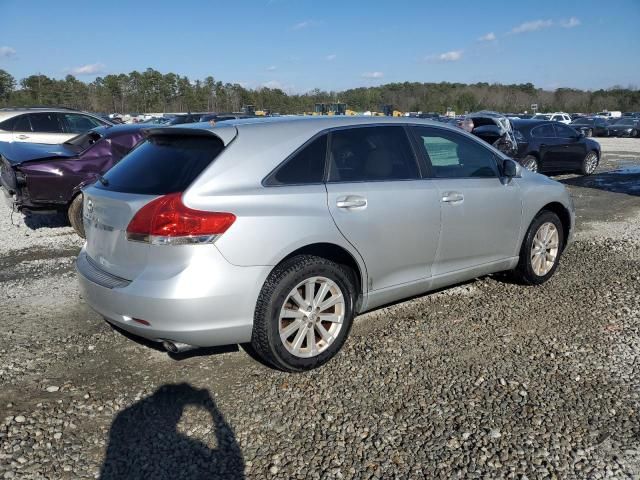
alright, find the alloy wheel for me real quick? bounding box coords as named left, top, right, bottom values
left=530, top=222, right=559, bottom=277
left=523, top=157, right=538, bottom=173
left=279, top=276, right=345, bottom=358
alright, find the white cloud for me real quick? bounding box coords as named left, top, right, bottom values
left=326, top=54, right=337, bottom=61
left=509, top=19, right=554, bottom=34
left=562, top=17, right=581, bottom=28
left=68, top=63, right=105, bottom=75
left=426, top=50, right=463, bottom=62
left=361, top=71, right=384, bottom=79
left=478, top=32, right=496, bottom=42
left=266, top=65, right=277, bottom=71
left=0, top=46, right=16, bottom=58
left=292, top=20, right=312, bottom=30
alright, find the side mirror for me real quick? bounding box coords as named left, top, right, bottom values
left=503, top=158, right=521, bottom=178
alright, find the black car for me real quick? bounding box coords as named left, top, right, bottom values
left=608, top=117, right=640, bottom=137
left=512, top=120, right=601, bottom=176
left=569, top=117, right=610, bottom=137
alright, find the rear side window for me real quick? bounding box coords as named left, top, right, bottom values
left=29, top=113, right=62, bottom=133
left=328, top=126, right=419, bottom=182
left=266, top=134, right=327, bottom=185
left=531, top=124, right=555, bottom=138
left=62, top=113, right=104, bottom=133
left=13, top=115, right=32, bottom=132
left=412, top=126, right=498, bottom=178
left=0, top=116, right=17, bottom=131
left=97, top=135, right=224, bottom=195
left=555, top=124, right=577, bottom=138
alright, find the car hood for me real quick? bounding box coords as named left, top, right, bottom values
left=0, top=141, right=76, bottom=166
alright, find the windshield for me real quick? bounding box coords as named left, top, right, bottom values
left=63, top=131, right=102, bottom=153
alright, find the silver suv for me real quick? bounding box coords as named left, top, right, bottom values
left=0, top=107, right=111, bottom=144
left=76, top=117, right=575, bottom=371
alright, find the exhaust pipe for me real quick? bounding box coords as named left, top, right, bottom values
left=161, top=340, right=198, bottom=354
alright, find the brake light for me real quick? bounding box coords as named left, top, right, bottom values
left=126, top=192, right=235, bottom=245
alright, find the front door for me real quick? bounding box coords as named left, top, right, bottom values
left=410, top=126, right=522, bottom=276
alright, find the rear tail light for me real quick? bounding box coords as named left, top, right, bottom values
left=126, top=192, right=235, bottom=245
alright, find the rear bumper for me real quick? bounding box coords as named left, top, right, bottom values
left=76, top=247, right=271, bottom=347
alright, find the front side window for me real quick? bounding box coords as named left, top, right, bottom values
left=266, top=134, right=327, bottom=185
left=328, top=126, right=419, bottom=182
left=62, top=113, right=104, bottom=133
left=29, top=113, right=62, bottom=133
left=412, top=126, right=498, bottom=178
left=531, top=124, right=556, bottom=138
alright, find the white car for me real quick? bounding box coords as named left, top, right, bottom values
left=0, top=108, right=111, bottom=144
left=533, top=112, right=572, bottom=124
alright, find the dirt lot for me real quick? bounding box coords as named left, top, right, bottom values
left=1, top=138, right=640, bottom=479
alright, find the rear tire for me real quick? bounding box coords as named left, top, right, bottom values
left=514, top=211, right=564, bottom=285
left=522, top=155, right=539, bottom=173
left=580, top=151, right=599, bottom=176
left=68, top=194, right=85, bottom=238
left=250, top=255, right=356, bottom=372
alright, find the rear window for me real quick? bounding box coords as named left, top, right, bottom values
left=96, top=135, right=224, bottom=195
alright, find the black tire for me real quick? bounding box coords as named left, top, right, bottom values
left=250, top=255, right=356, bottom=372
left=514, top=211, right=564, bottom=285
left=586, top=128, right=593, bottom=137
left=631, top=129, right=638, bottom=138
left=522, top=155, right=539, bottom=173
left=68, top=194, right=85, bottom=238
left=580, top=150, right=599, bottom=176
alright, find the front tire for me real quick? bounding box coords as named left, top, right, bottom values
left=580, top=151, right=599, bottom=176
left=586, top=128, right=593, bottom=137
left=514, top=211, right=564, bottom=285
left=68, top=194, right=85, bottom=238
left=250, top=255, right=356, bottom=372
left=522, top=155, right=539, bottom=173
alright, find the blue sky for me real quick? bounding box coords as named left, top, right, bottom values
left=1, top=0, right=638, bottom=92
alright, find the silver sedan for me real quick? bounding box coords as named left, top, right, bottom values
left=76, top=116, right=575, bottom=371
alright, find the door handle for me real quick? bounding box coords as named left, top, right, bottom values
left=336, top=196, right=367, bottom=209
left=17, top=134, right=29, bottom=140
left=441, top=191, right=464, bottom=204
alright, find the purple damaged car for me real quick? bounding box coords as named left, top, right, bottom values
left=0, top=124, right=147, bottom=237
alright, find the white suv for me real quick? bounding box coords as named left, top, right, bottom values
left=533, top=112, right=572, bottom=124
left=0, top=108, right=111, bottom=144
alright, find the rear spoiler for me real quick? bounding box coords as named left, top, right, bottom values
left=143, top=125, right=238, bottom=146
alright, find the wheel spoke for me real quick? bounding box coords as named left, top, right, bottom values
left=313, top=282, right=330, bottom=307
left=291, top=324, right=308, bottom=352
left=280, top=319, right=303, bottom=340
left=319, top=314, right=343, bottom=324
left=306, top=326, right=317, bottom=356
left=304, top=280, right=315, bottom=305
left=318, top=293, right=343, bottom=312
left=290, top=291, right=309, bottom=309
left=281, top=308, right=304, bottom=319
left=316, top=323, right=333, bottom=343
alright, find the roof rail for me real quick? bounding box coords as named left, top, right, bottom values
left=0, top=106, right=81, bottom=111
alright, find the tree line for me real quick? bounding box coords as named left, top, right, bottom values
left=0, top=68, right=638, bottom=115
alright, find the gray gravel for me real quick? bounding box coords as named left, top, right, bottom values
left=1, top=138, right=640, bottom=479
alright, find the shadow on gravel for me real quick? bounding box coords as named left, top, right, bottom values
left=22, top=211, right=70, bottom=230
left=560, top=166, right=640, bottom=197
left=101, top=383, right=245, bottom=479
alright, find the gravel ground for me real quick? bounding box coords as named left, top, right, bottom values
left=1, top=138, right=639, bottom=479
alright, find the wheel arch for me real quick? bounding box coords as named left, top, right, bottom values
left=278, top=242, right=366, bottom=299
left=537, top=202, right=572, bottom=251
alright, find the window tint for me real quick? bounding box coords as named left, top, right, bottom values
left=62, top=113, right=103, bottom=133
left=13, top=115, right=32, bottom=132
left=29, top=113, right=62, bottom=133
left=267, top=134, right=327, bottom=185
left=531, top=124, right=555, bottom=138
left=97, top=135, right=224, bottom=195
left=555, top=124, right=578, bottom=138
left=328, top=126, right=418, bottom=182
left=0, top=116, right=17, bottom=131
left=412, top=127, right=498, bottom=178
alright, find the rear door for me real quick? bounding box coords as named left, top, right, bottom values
left=554, top=123, right=585, bottom=169
left=84, top=133, right=227, bottom=280
left=325, top=125, right=441, bottom=292
left=411, top=126, right=522, bottom=275
left=530, top=123, right=563, bottom=171
left=18, top=113, right=67, bottom=144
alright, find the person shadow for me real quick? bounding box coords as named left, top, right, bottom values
left=100, top=383, right=245, bottom=479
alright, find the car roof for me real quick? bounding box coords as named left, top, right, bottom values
left=511, top=119, right=555, bottom=129
left=0, top=108, right=105, bottom=122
